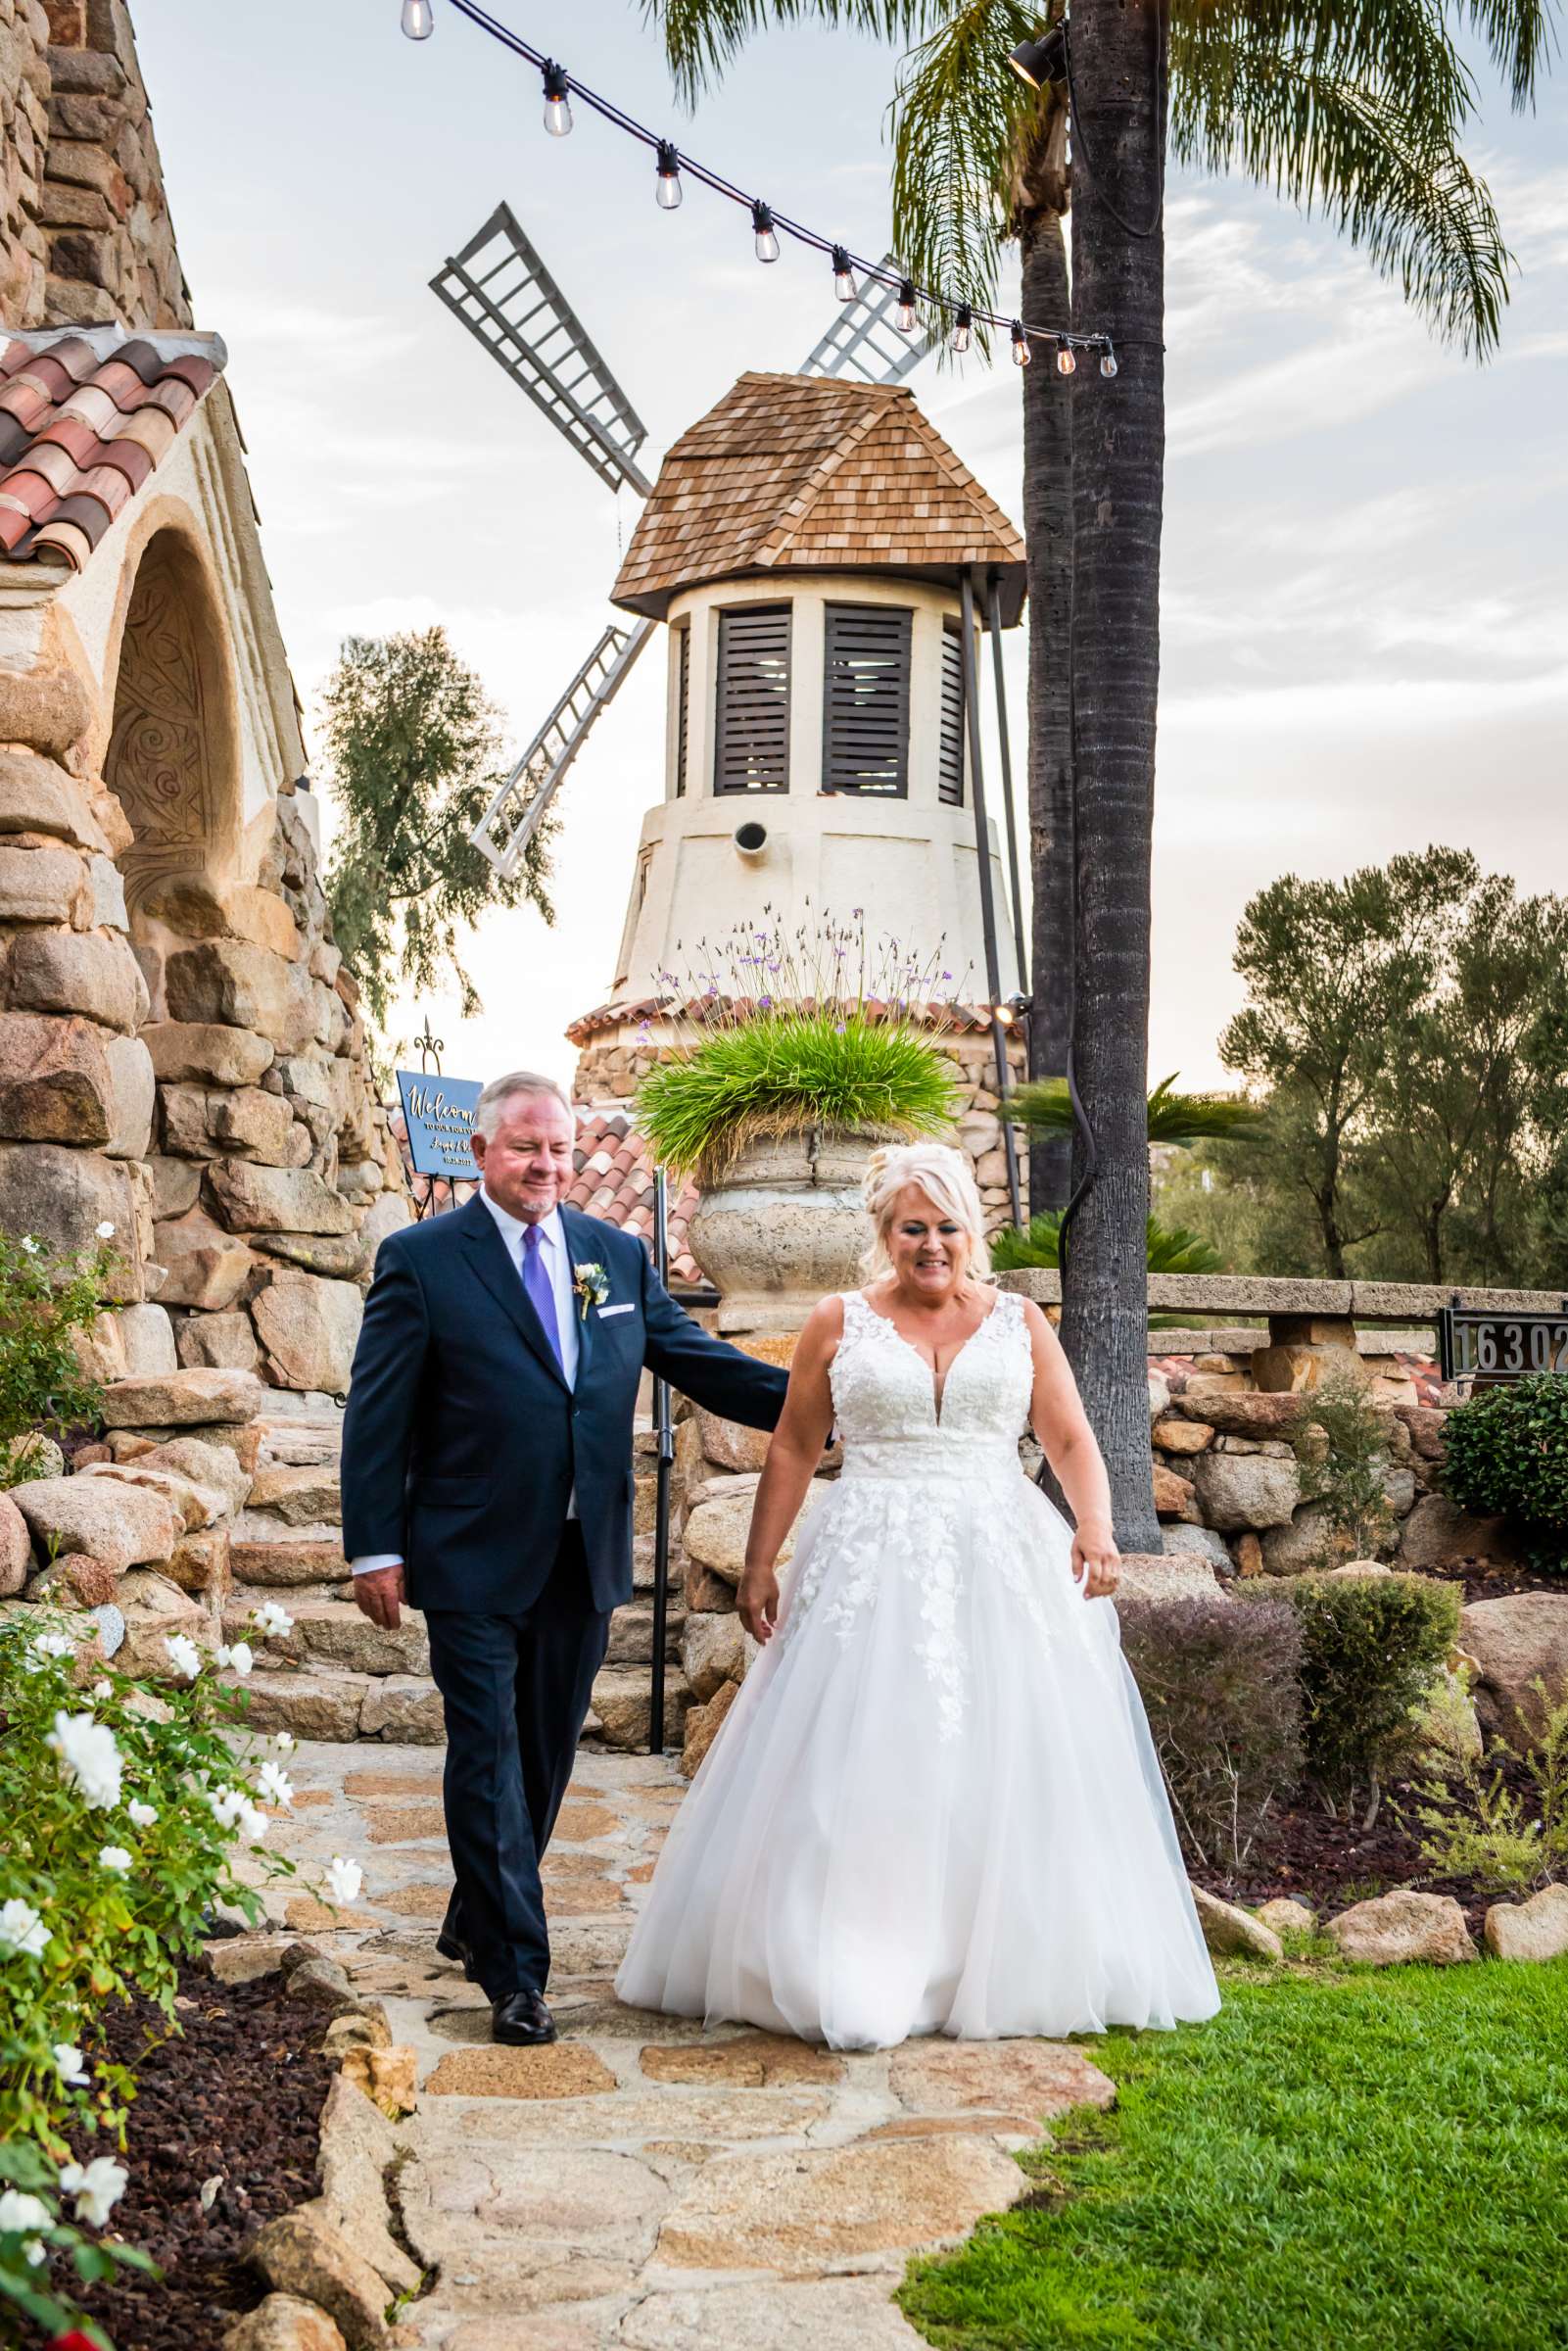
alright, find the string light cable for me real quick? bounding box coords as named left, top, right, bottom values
left=403, top=0, right=1117, bottom=373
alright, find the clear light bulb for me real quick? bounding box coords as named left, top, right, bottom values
left=542, top=62, right=572, bottom=137
left=832, top=246, right=855, bottom=303
left=752, top=202, right=779, bottom=264
left=401, top=0, right=433, bottom=35
left=1056, top=343, right=1076, bottom=375
left=656, top=140, right=683, bottom=210
left=1100, top=348, right=1118, bottom=379
left=1011, top=320, right=1031, bottom=367
left=952, top=303, right=973, bottom=355
left=896, top=278, right=918, bottom=335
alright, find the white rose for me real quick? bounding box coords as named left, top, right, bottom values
left=0, top=1898, right=49, bottom=1959
left=127, top=1799, right=159, bottom=1828
left=165, top=1633, right=203, bottom=1681
left=60, top=2156, right=128, bottom=2229
left=256, top=1761, right=294, bottom=1809
left=0, top=2188, right=51, bottom=2235
left=53, top=2041, right=90, bottom=2087
left=254, top=1602, right=295, bottom=1639
left=98, top=1845, right=132, bottom=1875
left=325, top=1856, right=362, bottom=1905
left=215, top=1640, right=254, bottom=1677
left=45, top=1710, right=122, bottom=1809
left=274, top=1731, right=295, bottom=1752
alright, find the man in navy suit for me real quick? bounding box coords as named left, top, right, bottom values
left=342, top=1071, right=786, bottom=2044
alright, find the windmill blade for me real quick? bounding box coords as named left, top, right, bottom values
left=433, top=202, right=654, bottom=499
left=798, top=255, right=936, bottom=384
left=471, top=618, right=655, bottom=879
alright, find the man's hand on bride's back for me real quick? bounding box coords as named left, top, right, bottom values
left=354, top=1561, right=405, bottom=1631
left=737, top=1564, right=781, bottom=1645
left=1070, top=1523, right=1120, bottom=1600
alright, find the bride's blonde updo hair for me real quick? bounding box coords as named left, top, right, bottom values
left=862, top=1142, right=990, bottom=1279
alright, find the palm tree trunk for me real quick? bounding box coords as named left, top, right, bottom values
left=1018, top=120, right=1073, bottom=1215
left=1059, top=0, right=1168, bottom=1556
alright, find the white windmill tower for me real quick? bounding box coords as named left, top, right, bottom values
left=438, top=205, right=1028, bottom=1216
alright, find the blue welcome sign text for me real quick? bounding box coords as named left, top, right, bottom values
left=396, top=1070, right=484, bottom=1181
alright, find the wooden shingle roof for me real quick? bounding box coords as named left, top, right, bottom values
left=611, top=371, right=1026, bottom=622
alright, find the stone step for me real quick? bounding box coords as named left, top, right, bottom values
left=587, top=1663, right=692, bottom=1754
left=231, top=1536, right=347, bottom=1587
left=223, top=1595, right=428, bottom=1677
left=256, top=1423, right=344, bottom=1467
left=246, top=1463, right=342, bottom=1524
left=236, top=1666, right=443, bottom=1744
left=605, top=1593, right=685, bottom=1667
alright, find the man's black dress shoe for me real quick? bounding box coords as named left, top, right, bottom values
left=435, top=1928, right=478, bottom=1980
left=492, top=1989, right=556, bottom=2045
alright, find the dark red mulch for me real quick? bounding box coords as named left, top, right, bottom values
left=1191, top=1750, right=1542, bottom=1943
left=1417, top=1554, right=1568, bottom=1604
left=32, top=1963, right=332, bottom=2351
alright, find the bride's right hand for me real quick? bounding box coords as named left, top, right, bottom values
left=737, top=1564, right=781, bottom=1644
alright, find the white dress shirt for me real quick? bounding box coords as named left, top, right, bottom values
left=350, top=1188, right=580, bottom=1575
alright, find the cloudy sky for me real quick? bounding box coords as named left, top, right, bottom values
left=135, top=0, right=1567, bottom=1093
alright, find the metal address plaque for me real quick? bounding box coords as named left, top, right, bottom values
left=1438, top=1306, right=1568, bottom=1386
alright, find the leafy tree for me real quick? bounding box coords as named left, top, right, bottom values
left=320, top=627, right=554, bottom=1030
left=646, top=0, right=1545, bottom=1549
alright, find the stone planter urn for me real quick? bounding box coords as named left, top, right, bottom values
left=685, top=1127, right=879, bottom=1334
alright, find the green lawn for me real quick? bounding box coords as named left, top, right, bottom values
left=899, top=1960, right=1568, bottom=2351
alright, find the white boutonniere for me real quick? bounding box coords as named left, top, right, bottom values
left=573, top=1261, right=610, bottom=1320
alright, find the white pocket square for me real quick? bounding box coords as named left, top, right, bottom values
left=596, top=1302, right=635, bottom=1318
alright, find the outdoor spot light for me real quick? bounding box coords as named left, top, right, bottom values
left=1008, top=23, right=1069, bottom=90
left=655, top=140, right=683, bottom=210
left=952, top=303, right=973, bottom=355
left=896, top=278, right=919, bottom=334
left=832, top=246, right=856, bottom=302
left=542, top=60, right=573, bottom=137
left=1056, top=343, right=1077, bottom=375
left=752, top=201, right=780, bottom=263
left=401, top=0, right=433, bottom=35
left=1011, top=319, right=1031, bottom=366
left=1100, top=347, right=1119, bottom=378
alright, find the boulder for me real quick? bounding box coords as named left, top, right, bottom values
left=116, top=1303, right=177, bottom=1376
left=1260, top=1503, right=1350, bottom=1576
left=684, top=1479, right=827, bottom=1585
left=1189, top=1883, right=1282, bottom=1961
left=7, top=926, right=146, bottom=1032
left=0, top=1143, right=140, bottom=1283
left=247, top=2208, right=392, bottom=2351
left=358, top=1191, right=411, bottom=1269
left=1162, top=1524, right=1234, bottom=1573
left=1325, top=1890, right=1477, bottom=1966
left=221, top=2293, right=347, bottom=2351
left=248, top=1463, right=342, bottom=1525
left=101, top=1367, right=261, bottom=1428
left=210, top=1087, right=309, bottom=1167
left=1459, top=1594, right=1568, bottom=1751
left=77, top=1459, right=229, bottom=1532
left=26, top=1555, right=121, bottom=1609
left=1115, top=1551, right=1226, bottom=1604
left=359, top=1675, right=445, bottom=1742
left=0, top=1011, right=116, bottom=1144
left=241, top=1670, right=366, bottom=1742
left=1256, top=1896, right=1316, bottom=1938
left=1148, top=1370, right=1171, bottom=1423
left=165, top=941, right=316, bottom=1056
left=0, top=843, right=85, bottom=923
left=0, top=1494, right=31, bottom=1597
left=1152, top=1463, right=1199, bottom=1520
left=1395, top=1406, right=1449, bottom=1463
left=128, top=1437, right=253, bottom=1517
left=682, top=1675, right=738, bottom=1776
left=682, top=1608, right=757, bottom=1703
left=0, top=667, right=91, bottom=758
left=142, top=1021, right=275, bottom=1088
left=592, top=1662, right=690, bottom=1751
left=1399, top=1493, right=1519, bottom=1571
left=178, top=1310, right=261, bottom=1373
left=255, top=1231, right=368, bottom=1280
left=112, top=1570, right=213, bottom=1680
left=12, top=1472, right=178, bottom=1570
left=1483, top=1884, right=1568, bottom=1962
left=0, top=749, right=111, bottom=850
left=104, top=1035, right=155, bottom=1159
left=239, top=1598, right=427, bottom=1678
left=1190, top=1452, right=1301, bottom=1533
left=1153, top=1415, right=1214, bottom=1456
left=87, top=855, right=127, bottom=931
left=311, top=2075, right=420, bottom=2295
left=1170, top=1390, right=1310, bottom=1438
left=231, top=1538, right=345, bottom=1587
left=252, top=1271, right=363, bottom=1392
left=149, top=1154, right=202, bottom=1221
left=207, top=1159, right=356, bottom=1238
left=152, top=1209, right=257, bottom=1311
left=166, top=1525, right=232, bottom=1600
left=696, top=1408, right=772, bottom=1475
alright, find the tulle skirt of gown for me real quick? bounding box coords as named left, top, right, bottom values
left=615, top=1440, right=1220, bottom=2049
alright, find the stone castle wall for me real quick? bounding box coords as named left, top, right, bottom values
left=0, top=0, right=190, bottom=333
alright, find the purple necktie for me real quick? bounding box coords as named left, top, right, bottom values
left=521, top=1223, right=564, bottom=1372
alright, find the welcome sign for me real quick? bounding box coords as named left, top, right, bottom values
left=396, top=1070, right=483, bottom=1182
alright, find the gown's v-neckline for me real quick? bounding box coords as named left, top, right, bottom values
left=860, top=1292, right=1001, bottom=1426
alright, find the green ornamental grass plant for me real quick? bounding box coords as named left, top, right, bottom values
left=635, top=912, right=963, bottom=1181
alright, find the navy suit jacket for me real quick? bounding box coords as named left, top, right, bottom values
left=340, top=1193, right=788, bottom=1615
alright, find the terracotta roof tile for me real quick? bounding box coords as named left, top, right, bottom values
left=0, top=326, right=226, bottom=573
left=611, top=371, right=1025, bottom=622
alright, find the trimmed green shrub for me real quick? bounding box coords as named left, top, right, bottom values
left=1242, top=1572, right=1459, bottom=1821
left=1117, top=1593, right=1304, bottom=1870
left=1442, top=1373, right=1568, bottom=1566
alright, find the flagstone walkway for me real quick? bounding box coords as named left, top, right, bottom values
left=258, top=1741, right=1117, bottom=2350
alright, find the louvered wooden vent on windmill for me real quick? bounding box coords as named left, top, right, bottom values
left=714, top=605, right=791, bottom=793
left=823, top=603, right=913, bottom=795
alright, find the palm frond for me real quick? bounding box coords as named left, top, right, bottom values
left=646, top=0, right=952, bottom=108
left=1200, top=0, right=1557, bottom=114
left=1011, top=1075, right=1266, bottom=1145
left=886, top=0, right=1045, bottom=349
left=1170, top=16, right=1514, bottom=358
left=989, top=1212, right=1226, bottom=1272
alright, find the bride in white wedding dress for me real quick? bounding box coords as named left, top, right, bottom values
left=615, top=1142, right=1219, bottom=2049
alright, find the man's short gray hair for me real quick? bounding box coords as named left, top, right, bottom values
left=473, top=1070, right=575, bottom=1141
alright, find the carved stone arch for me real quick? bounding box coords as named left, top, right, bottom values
left=104, top=523, right=243, bottom=931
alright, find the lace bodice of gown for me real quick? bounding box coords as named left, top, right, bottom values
left=829, top=1286, right=1032, bottom=1478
